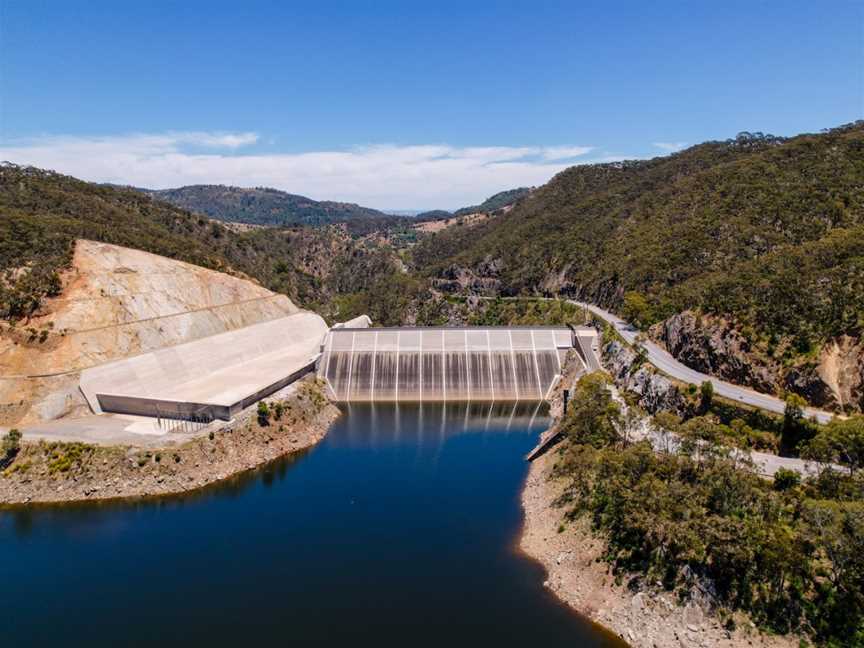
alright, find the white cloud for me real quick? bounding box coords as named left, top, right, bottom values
left=652, top=141, right=687, bottom=152
left=539, top=146, right=594, bottom=160
left=0, top=131, right=603, bottom=209
left=180, top=132, right=260, bottom=148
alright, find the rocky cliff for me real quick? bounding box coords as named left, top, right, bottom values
left=652, top=310, right=864, bottom=412
left=602, top=339, right=689, bottom=415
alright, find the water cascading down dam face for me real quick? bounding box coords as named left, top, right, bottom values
left=319, top=327, right=577, bottom=402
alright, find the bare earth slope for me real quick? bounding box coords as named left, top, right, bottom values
left=0, top=239, right=300, bottom=425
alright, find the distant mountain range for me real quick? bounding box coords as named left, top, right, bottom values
left=0, top=166, right=408, bottom=323
left=124, top=183, right=532, bottom=231
left=415, top=187, right=533, bottom=222
left=138, top=184, right=411, bottom=234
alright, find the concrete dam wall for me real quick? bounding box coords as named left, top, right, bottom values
left=320, top=327, right=594, bottom=402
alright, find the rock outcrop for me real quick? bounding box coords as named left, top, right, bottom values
left=653, top=311, right=778, bottom=393
left=652, top=310, right=864, bottom=412
left=813, top=335, right=864, bottom=411
left=431, top=258, right=504, bottom=295
left=0, top=240, right=302, bottom=425
left=602, top=339, right=688, bottom=415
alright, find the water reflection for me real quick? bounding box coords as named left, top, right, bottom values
left=0, top=401, right=623, bottom=648
left=335, top=401, right=549, bottom=448
left=0, top=448, right=311, bottom=538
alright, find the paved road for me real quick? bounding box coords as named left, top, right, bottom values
left=570, top=301, right=835, bottom=425
left=633, top=421, right=828, bottom=478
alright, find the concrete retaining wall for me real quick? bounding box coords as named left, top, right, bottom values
left=80, top=312, right=328, bottom=420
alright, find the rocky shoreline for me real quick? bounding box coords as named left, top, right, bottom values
left=519, top=345, right=801, bottom=648
left=519, top=452, right=799, bottom=648
left=0, top=377, right=339, bottom=506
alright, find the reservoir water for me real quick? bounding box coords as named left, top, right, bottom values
left=1, top=403, right=624, bottom=647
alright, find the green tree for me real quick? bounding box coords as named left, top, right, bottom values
left=257, top=401, right=271, bottom=426
left=699, top=380, right=714, bottom=412
left=1, top=428, right=21, bottom=467
left=652, top=411, right=681, bottom=454
left=804, top=416, right=864, bottom=474
left=782, top=393, right=812, bottom=453
left=621, top=291, right=653, bottom=329
left=801, top=500, right=864, bottom=643
left=558, top=372, right=622, bottom=448
left=678, top=416, right=729, bottom=467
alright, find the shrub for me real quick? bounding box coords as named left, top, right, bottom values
left=699, top=380, right=714, bottom=412
left=46, top=442, right=91, bottom=474
left=257, top=401, right=271, bottom=426
left=773, top=468, right=801, bottom=491
left=1, top=428, right=22, bottom=464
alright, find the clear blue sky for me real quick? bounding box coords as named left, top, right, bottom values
left=0, top=0, right=861, bottom=209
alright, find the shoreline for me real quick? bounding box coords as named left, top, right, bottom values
left=519, top=448, right=799, bottom=648
left=0, top=377, right=339, bottom=506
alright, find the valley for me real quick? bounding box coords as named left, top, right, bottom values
left=3, top=5, right=861, bottom=648
left=1, top=124, right=862, bottom=648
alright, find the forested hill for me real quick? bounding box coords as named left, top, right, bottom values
left=0, top=165, right=406, bottom=323
left=142, top=184, right=410, bottom=234
left=454, top=186, right=532, bottom=216
left=413, top=123, right=864, bottom=407
left=415, top=187, right=532, bottom=222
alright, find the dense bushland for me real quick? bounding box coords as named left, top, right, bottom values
left=0, top=164, right=405, bottom=322
left=553, top=373, right=864, bottom=646
left=414, top=123, right=864, bottom=360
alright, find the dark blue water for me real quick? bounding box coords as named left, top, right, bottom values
left=1, top=403, right=623, bottom=647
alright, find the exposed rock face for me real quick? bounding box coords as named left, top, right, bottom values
left=602, top=340, right=688, bottom=415
left=654, top=311, right=778, bottom=393
left=814, top=335, right=864, bottom=411
left=432, top=257, right=504, bottom=295
left=0, top=240, right=302, bottom=426
left=783, top=365, right=838, bottom=410
left=653, top=310, right=864, bottom=412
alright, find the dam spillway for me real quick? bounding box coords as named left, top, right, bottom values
left=319, top=326, right=591, bottom=402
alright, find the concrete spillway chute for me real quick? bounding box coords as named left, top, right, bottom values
left=319, top=326, right=599, bottom=403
